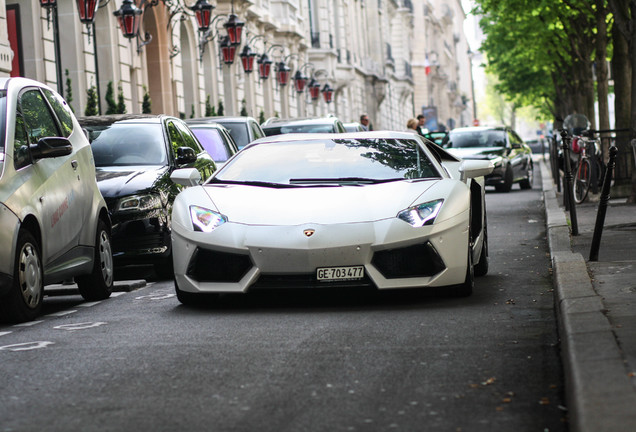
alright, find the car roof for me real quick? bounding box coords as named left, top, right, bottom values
left=77, top=114, right=168, bottom=126
left=261, top=117, right=342, bottom=127
left=248, top=130, right=421, bottom=146
left=187, top=116, right=257, bottom=124
left=450, top=126, right=508, bottom=133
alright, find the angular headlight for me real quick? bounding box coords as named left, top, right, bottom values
left=117, top=194, right=162, bottom=212
left=190, top=205, right=227, bottom=232
left=488, top=155, right=503, bottom=167
left=397, top=199, right=444, bottom=227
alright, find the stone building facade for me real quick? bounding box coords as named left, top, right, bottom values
left=1, top=0, right=474, bottom=131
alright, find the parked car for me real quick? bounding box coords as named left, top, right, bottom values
left=185, top=122, right=238, bottom=168
left=187, top=116, right=265, bottom=150
left=261, top=116, right=347, bottom=136
left=441, top=126, right=533, bottom=192
left=78, top=114, right=216, bottom=278
left=0, top=77, right=113, bottom=323
left=343, top=122, right=364, bottom=132
left=169, top=131, right=493, bottom=305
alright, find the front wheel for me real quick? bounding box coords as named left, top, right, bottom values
left=0, top=230, right=43, bottom=323
left=495, top=164, right=513, bottom=193
left=573, top=158, right=591, bottom=204
left=519, top=162, right=533, bottom=190
left=76, top=219, right=114, bottom=301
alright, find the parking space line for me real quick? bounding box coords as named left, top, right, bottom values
left=45, top=310, right=77, bottom=317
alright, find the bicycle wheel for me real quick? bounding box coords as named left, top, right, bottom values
left=573, top=158, right=591, bottom=204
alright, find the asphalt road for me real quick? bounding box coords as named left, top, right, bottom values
left=0, top=171, right=567, bottom=432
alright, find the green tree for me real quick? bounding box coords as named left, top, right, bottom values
left=84, top=86, right=99, bottom=116
left=116, top=82, right=126, bottom=114
left=190, top=104, right=195, bottom=118
left=142, top=85, right=152, bottom=114
left=217, top=99, right=224, bottom=116
left=105, top=81, right=117, bottom=114
left=64, top=69, right=74, bottom=113
left=240, top=99, right=248, bottom=117
left=205, top=95, right=215, bottom=116
left=259, top=110, right=266, bottom=124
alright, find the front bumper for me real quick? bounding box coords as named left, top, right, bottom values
left=172, top=211, right=469, bottom=294
left=110, top=215, right=171, bottom=265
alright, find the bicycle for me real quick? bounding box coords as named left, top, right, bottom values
left=571, top=133, right=604, bottom=204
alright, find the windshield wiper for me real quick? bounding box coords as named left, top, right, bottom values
left=288, top=177, right=404, bottom=185
left=207, top=178, right=295, bottom=188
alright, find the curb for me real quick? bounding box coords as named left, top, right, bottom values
left=540, top=159, right=636, bottom=432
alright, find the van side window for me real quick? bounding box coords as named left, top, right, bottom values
left=13, top=114, right=32, bottom=170
left=19, top=89, right=61, bottom=142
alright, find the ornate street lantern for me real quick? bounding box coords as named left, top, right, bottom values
left=276, top=61, right=291, bottom=86
left=113, top=0, right=142, bottom=39
left=240, top=45, right=257, bottom=73
left=293, top=70, right=308, bottom=94
left=40, top=0, right=56, bottom=7
left=189, top=0, right=215, bottom=32
left=219, top=36, right=236, bottom=65
left=308, top=79, right=321, bottom=100
left=258, top=53, right=273, bottom=80
left=322, top=83, right=334, bottom=104
left=76, top=0, right=99, bottom=24
left=224, top=14, right=245, bottom=46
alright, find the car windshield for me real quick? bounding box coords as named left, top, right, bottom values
left=88, top=123, right=167, bottom=166
left=215, top=138, right=441, bottom=185
left=263, top=124, right=335, bottom=136
left=216, top=122, right=248, bottom=147
left=190, top=127, right=232, bottom=162
left=445, top=130, right=506, bottom=148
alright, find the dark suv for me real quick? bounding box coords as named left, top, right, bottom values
left=261, top=116, right=346, bottom=136
left=442, top=126, right=533, bottom=192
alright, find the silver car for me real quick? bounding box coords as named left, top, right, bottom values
left=0, top=77, right=113, bottom=323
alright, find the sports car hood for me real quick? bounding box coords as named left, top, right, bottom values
left=203, top=180, right=444, bottom=225
left=446, top=147, right=505, bottom=160
left=95, top=165, right=169, bottom=198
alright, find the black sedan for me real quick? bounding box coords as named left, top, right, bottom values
left=442, top=126, right=533, bottom=192
left=78, top=114, right=216, bottom=278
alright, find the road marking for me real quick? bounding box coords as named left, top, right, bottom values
left=13, top=320, right=44, bottom=327
left=135, top=293, right=175, bottom=300
left=53, top=322, right=107, bottom=331
left=111, top=292, right=126, bottom=297
left=78, top=301, right=102, bottom=308
left=0, top=332, right=12, bottom=337
left=0, top=341, right=54, bottom=351
left=46, top=310, right=77, bottom=317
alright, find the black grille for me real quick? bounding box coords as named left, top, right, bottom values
left=251, top=274, right=374, bottom=290
left=372, top=242, right=445, bottom=279
left=187, top=248, right=252, bottom=282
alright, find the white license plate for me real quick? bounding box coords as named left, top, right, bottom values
left=316, top=266, right=364, bottom=281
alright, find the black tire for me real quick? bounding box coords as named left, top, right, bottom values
left=573, top=158, right=591, bottom=204
left=0, top=230, right=44, bottom=323
left=519, top=162, right=533, bottom=190
left=474, top=221, right=489, bottom=277
left=449, top=247, right=474, bottom=297
left=76, top=219, right=114, bottom=301
left=495, top=164, right=513, bottom=192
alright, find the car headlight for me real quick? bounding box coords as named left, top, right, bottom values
left=116, top=194, right=162, bottom=212
left=488, top=155, right=503, bottom=167
left=190, top=205, right=227, bottom=232
left=397, top=199, right=444, bottom=227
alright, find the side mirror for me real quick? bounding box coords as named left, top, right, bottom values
left=176, top=147, right=197, bottom=165
left=459, top=160, right=494, bottom=182
left=29, top=137, right=73, bottom=160
left=170, top=168, right=202, bottom=187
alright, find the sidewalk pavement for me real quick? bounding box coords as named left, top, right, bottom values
left=540, top=158, right=636, bottom=432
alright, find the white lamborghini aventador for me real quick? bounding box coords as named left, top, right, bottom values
left=169, top=131, right=493, bottom=304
